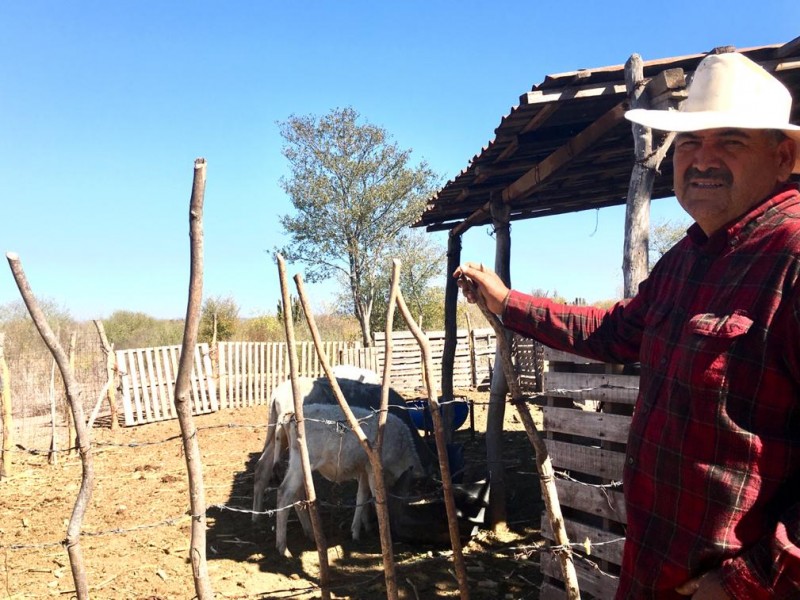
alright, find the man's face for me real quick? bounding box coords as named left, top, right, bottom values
left=672, top=128, right=796, bottom=235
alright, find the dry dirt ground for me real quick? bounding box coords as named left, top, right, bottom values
left=0, top=389, right=545, bottom=599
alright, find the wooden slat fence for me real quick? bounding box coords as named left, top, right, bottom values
left=116, top=343, right=218, bottom=427
left=115, top=329, right=497, bottom=427
left=537, top=346, right=637, bottom=600
left=216, top=341, right=379, bottom=409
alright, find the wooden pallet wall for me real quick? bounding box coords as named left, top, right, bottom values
left=374, top=328, right=495, bottom=390
left=537, top=347, right=638, bottom=600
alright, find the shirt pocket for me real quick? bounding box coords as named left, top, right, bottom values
left=684, top=309, right=753, bottom=391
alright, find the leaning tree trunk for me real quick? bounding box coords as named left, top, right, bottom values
left=6, top=252, right=95, bottom=600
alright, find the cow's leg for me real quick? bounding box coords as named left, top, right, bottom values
left=352, top=470, right=372, bottom=540
left=275, top=446, right=305, bottom=557
left=251, top=436, right=275, bottom=522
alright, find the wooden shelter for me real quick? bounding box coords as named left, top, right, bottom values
left=418, top=39, right=800, bottom=598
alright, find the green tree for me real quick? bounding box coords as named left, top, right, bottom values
left=199, top=295, right=239, bottom=343
left=371, top=228, right=446, bottom=332
left=277, top=106, right=441, bottom=346
left=650, top=217, right=691, bottom=265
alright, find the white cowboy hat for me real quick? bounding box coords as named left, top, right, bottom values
left=625, top=52, right=800, bottom=173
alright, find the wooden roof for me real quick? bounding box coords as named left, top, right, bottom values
left=417, top=39, right=800, bottom=233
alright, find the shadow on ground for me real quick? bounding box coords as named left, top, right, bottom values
left=206, top=423, right=545, bottom=599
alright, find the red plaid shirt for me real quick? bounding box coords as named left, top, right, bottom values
left=503, top=184, right=800, bottom=599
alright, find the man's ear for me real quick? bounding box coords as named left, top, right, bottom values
left=777, top=137, right=797, bottom=182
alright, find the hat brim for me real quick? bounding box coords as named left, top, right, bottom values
left=625, top=109, right=800, bottom=174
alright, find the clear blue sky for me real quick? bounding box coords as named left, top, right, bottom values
left=1, top=2, right=798, bottom=320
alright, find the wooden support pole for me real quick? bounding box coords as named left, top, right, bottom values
left=6, top=252, right=95, bottom=599
left=486, top=199, right=511, bottom=529
left=294, top=261, right=404, bottom=599
left=622, top=54, right=678, bottom=297
left=171, top=158, right=214, bottom=600
left=276, top=256, right=332, bottom=599
left=461, top=276, right=581, bottom=599
left=394, top=264, right=471, bottom=600
left=441, top=232, right=462, bottom=443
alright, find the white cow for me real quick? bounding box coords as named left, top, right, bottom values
left=252, top=376, right=434, bottom=522
left=275, top=403, right=423, bottom=557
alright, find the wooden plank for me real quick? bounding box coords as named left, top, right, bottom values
left=543, top=406, right=630, bottom=444
left=541, top=551, right=619, bottom=599
left=543, top=348, right=603, bottom=364
left=201, top=343, right=218, bottom=411
left=544, top=372, right=639, bottom=404
left=129, top=350, right=144, bottom=423
left=153, top=347, right=170, bottom=419
left=135, top=349, right=153, bottom=421
left=541, top=516, right=625, bottom=565
left=554, top=478, right=626, bottom=523
left=144, top=348, right=160, bottom=420
left=116, top=350, right=135, bottom=426
left=165, top=346, right=178, bottom=416
left=546, top=439, right=625, bottom=481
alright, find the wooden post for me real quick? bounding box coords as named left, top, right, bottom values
left=93, top=320, right=119, bottom=429
left=486, top=198, right=511, bottom=529
left=277, top=256, right=329, bottom=600
left=48, top=355, right=58, bottom=465
left=462, top=277, right=581, bottom=599
left=171, top=158, right=214, bottom=599
left=441, top=232, right=462, bottom=443
left=6, top=252, right=95, bottom=600
left=67, top=331, right=77, bottom=453
left=622, top=54, right=678, bottom=297
left=394, top=263, right=471, bottom=600
left=465, top=310, right=477, bottom=388
left=0, top=333, right=12, bottom=479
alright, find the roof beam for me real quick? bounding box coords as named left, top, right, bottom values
left=449, top=203, right=491, bottom=236
left=502, top=101, right=628, bottom=203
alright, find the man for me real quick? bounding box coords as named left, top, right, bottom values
left=456, top=52, right=800, bottom=599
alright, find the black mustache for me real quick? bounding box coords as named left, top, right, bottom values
left=685, top=168, right=733, bottom=185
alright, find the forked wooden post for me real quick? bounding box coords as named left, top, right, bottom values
left=393, top=260, right=471, bottom=600
left=6, top=252, right=95, bottom=600
left=275, top=254, right=332, bottom=600
left=291, top=260, right=400, bottom=600
left=466, top=279, right=581, bottom=599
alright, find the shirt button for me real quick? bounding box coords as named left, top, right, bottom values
left=627, top=456, right=635, bottom=466
left=660, top=357, right=667, bottom=366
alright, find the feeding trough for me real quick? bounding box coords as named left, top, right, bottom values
left=406, top=398, right=470, bottom=435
